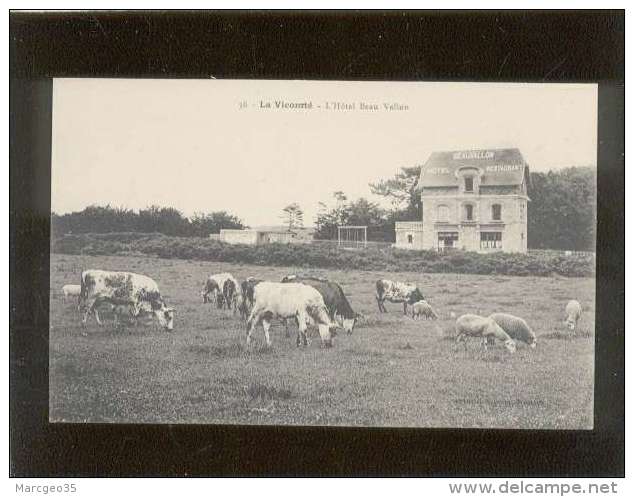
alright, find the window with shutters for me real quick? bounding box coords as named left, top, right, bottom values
left=480, top=232, right=502, bottom=249
left=437, top=204, right=449, bottom=222
left=492, top=203, right=502, bottom=221
left=464, top=204, right=474, bottom=221
left=464, top=176, right=474, bottom=192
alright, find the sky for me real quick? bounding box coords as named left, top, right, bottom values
left=51, top=79, right=597, bottom=227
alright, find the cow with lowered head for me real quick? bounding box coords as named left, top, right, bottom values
left=282, top=275, right=360, bottom=334
left=375, top=279, right=425, bottom=315
left=80, top=269, right=175, bottom=333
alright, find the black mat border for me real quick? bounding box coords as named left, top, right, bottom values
left=10, top=10, right=625, bottom=477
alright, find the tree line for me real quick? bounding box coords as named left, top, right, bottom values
left=51, top=205, right=245, bottom=238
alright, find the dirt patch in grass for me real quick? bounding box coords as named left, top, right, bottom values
left=184, top=342, right=246, bottom=358
left=246, top=381, right=293, bottom=402
left=541, top=330, right=593, bottom=340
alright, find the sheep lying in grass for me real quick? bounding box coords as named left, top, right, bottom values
left=455, top=314, right=516, bottom=354
left=488, top=312, right=537, bottom=349
left=410, top=300, right=438, bottom=320
left=565, top=300, right=582, bottom=333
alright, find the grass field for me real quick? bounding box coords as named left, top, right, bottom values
left=49, top=253, right=595, bottom=429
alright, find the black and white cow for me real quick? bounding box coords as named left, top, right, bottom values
left=246, top=282, right=334, bottom=348
left=282, top=275, right=360, bottom=334
left=80, top=269, right=174, bottom=332
left=222, top=278, right=239, bottom=315
left=201, top=273, right=239, bottom=309
left=238, top=277, right=263, bottom=320
left=375, top=279, right=425, bottom=315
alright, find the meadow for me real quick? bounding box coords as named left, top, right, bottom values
left=49, top=253, right=595, bottom=429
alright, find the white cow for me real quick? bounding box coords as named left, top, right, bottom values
left=246, top=282, right=334, bottom=348
left=80, top=270, right=174, bottom=332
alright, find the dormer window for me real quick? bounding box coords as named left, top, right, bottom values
left=464, top=176, right=474, bottom=192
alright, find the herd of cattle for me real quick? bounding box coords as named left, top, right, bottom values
left=60, top=269, right=584, bottom=353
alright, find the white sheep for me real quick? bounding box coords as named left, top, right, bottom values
left=410, top=300, right=438, bottom=320
left=62, top=284, right=81, bottom=309
left=455, top=314, right=516, bottom=354
left=489, top=312, right=537, bottom=349
left=565, top=300, right=582, bottom=333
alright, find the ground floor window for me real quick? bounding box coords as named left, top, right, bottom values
left=480, top=231, right=502, bottom=249
left=438, top=232, right=459, bottom=251
left=407, top=234, right=413, bottom=244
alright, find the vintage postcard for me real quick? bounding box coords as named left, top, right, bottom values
left=49, top=79, right=596, bottom=428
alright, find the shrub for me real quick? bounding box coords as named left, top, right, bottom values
left=51, top=233, right=595, bottom=278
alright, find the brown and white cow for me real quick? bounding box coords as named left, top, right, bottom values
left=375, top=279, right=425, bottom=315
left=80, top=270, right=174, bottom=332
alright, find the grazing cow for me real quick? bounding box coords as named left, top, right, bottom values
left=201, top=273, right=239, bottom=309
left=80, top=270, right=174, bottom=332
left=246, top=282, right=334, bottom=348
left=239, top=277, right=263, bottom=320
left=455, top=314, right=516, bottom=354
left=375, top=279, right=425, bottom=315
left=282, top=275, right=360, bottom=334
left=222, top=278, right=239, bottom=315
left=62, top=284, right=81, bottom=308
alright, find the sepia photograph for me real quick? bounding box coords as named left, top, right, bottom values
left=48, top=79, right=597, bottom=429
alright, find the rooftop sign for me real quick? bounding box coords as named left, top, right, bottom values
left=485, top=164, right=522, bottom=172
left=453, top=150, right=495, bottom=160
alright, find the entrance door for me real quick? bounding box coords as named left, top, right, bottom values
left=438, top=232, right=459, bottom=252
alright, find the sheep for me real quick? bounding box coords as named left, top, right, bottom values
left=62, top=284, right=81, bottom=309
left=410, top=300, right=438, bottom=320
left=488, top=312, right=537, bottom=349
left=455, top=314, right=516, bottom=354
left=565, top=300, right=582, bottom=333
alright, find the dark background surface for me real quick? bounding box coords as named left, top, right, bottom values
left=10, top=10, right=624, bottom=476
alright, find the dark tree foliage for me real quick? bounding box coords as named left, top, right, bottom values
left=314, top=193, right=394, bottom=242
left=51, top=205, right=244, bottom=238
left=189, top=211, right=245, bottom=237
left=528, top=167, right=596, bottom=251
left=369, top=165, right=422, bottom=221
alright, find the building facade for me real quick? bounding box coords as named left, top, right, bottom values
left=393, top=221, right=424, bottom=249
left=218, top=229, right=296, bottom=245
left=409, top=148, right=529, bottom=253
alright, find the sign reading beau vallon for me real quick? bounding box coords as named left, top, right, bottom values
left=423, top=150, right=523, bottom=175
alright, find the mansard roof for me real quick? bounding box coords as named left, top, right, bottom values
left=417, top=148, right=529, bottom=189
